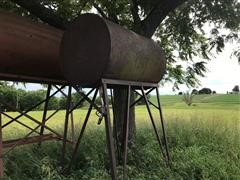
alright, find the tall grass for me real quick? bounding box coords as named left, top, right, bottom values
left=2, top=106, right=240, bottom=179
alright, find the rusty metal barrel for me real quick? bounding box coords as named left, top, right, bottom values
left=0, top=10, right=64, bottom=84
left=60, top=14, right=166, bottom=86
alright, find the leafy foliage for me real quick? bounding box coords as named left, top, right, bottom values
left=0, top=84, right=18, bottom=111
left=199, top=88, right=212, bottom=94
left=0, top=0, right=239, bottom=89
left=232, top=85, right=239, bottom=93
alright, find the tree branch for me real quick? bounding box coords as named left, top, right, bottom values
left=105, top=1, right=119, bottom=24
left=130, top=0, right=141, bottom=31
left=9, top=0, right=67, bottom=29
left=141, top=0, right=186, bottom=38
left=93, top=3, right=107, bottom=19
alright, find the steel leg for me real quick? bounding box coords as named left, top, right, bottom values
left=140, top=87, right=167, bottom=162
left=102, top=83, right=117, bottom=180
left=39, top=84, right=51, bottom=146
left=66, top=88, right=98, bottom=173
left=156, top=88, right=171, bottom=163
left=70, top=110, right=75, bottom=146
left=0, top=113, right=3, bottom=178
left=61, top=86, right=72, bottom=166
left=123, top=85, right=131, bottom=180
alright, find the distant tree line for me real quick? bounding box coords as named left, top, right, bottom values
left=0, top=84, right=149, bottom=112
left=0, top=84, right=85, bottom=112
left=179, top=85, right=239, bottom=95
left=178, top=87, right=216, bottom=95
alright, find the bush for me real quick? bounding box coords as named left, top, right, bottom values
left=232, top=85, right=239, bottom=94
left=191, top=89, right=198, bottom=95
left=182, top=91, right=194, bottom=106
left=0, top=85, right=18, bottom=111
left=199, top=88, right=212, bottom=94
left=72, top=92, right=84, bottom=108
left=19, top=90, right=45, bottom=111
left=58, top=97, right=67, bottom=110
left=48, top=97, right=59, bottom=110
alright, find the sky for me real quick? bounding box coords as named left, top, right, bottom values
left=159, top=46, right=240, bottom=94
left=17, top=46, right=239, bottom=95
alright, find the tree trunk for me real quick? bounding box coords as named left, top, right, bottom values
left=113, top=88, right=135, bottom=164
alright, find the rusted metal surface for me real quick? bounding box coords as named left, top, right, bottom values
left=0, top=10, right=64, bottom=84
left=0, top=11, right=166, bottom=86
left=3, top=134, right=61, bottom=148
left=0, top=113, right=3, bottom=178
left=60, top=13, right=166, bottom=86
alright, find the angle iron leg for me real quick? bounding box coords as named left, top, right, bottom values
left=70, top=102, right=75, bottom=147
left=140, top=86, right=167, bottom=162
left=156, top=88, right=171, bottom=163
left=66, top=88, right=98, bottom=173
left=39, top=84, right=52, bottom=146
left=0, top=113, right=3, bottom=178
left=102, top=83, right=117, bottom=180
left=61, top=86, right=72, bottom=166
left=123, top=85, right=131, bottom=180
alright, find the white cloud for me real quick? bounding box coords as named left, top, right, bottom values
left=160, top=45, right=240, bottom=94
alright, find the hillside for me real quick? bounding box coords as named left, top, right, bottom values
left=150, top=94, right=240, bottom=110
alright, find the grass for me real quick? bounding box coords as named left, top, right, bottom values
left=1, top=94, right=240, bottom=179
left=151, top=93, right=240, bottom=109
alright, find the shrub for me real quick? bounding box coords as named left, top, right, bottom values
left=19, top=90, right=45, bottom=111
left=0, top=85, right=18, bottom=111
left=191, top=89, right=198, bottom=95
left=232, top=85, right=239, bottom=94
left=48, top=97, right=59, bottom=110
left=182, top=91, right=194, bottom=106
left=199, top=88, right=212, bottom=94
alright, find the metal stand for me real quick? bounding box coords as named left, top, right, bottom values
left=0, top=79, right=170, bottom=179
left=65, top=79, right=170, bottom=180
left=65, top=84, right=118, bottom=180
left=0, top=84, right=78, bottom=178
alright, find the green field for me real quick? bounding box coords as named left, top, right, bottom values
left=2, top=94, right=240, bottom=179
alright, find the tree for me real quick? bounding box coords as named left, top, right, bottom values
left=0, top=84, right=18, bottom=111
left=182, top=91, right=194, bottom=106
left=199, top=88, right=212, bottom=94
left=232, top=85, right=239, bottom=94
left=72, top=92, right=84, bottom=108
left=59, top=96, right=67, bottom=110
left=19, top=90, right=45, bottom=111
left=1, top=0, right=239, bottom=163
left=48, top=97, right=59, bottom=110
left=191, top=89, right=198, bottom=95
